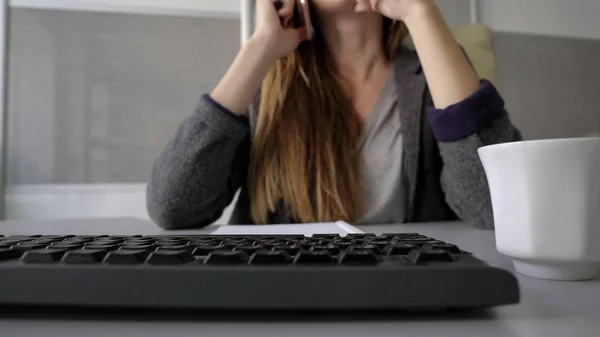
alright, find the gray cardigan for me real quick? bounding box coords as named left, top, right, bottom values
left=146, top=48, right=522, bottom=230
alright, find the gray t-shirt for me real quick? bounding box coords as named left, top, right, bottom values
left=358, top=69, right=407, bottom=224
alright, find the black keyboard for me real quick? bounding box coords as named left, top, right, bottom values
left=0, top=233, right=519, bottom=310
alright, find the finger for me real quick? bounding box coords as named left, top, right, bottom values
left=276, top=0, right=295, bottom=16
left=369, top=0, right=381, bottom=12
left=256, top=0, right=280, bottom=25
left=354, top=0, right=372, bottom=12
left=284, top=26, right=307, bottom=46
left=275, top=0, right=294, bottom=28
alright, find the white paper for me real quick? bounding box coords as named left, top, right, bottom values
left=211, top=221, right=364, bottom=236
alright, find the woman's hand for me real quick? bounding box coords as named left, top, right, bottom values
left=354, top=0, right=435, bottom=22
left=252, top=0, right=308, bottom=61
left=210, top=0, right=308, bottom=115
left=356, top=0, right=481, bottom=110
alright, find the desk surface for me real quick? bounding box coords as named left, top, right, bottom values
left=1, top=218, right=600, bottom=337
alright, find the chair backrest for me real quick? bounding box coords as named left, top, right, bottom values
left=404, top=24, right=496, bottom=85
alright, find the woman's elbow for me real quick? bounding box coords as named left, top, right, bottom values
left=147, top=201, right=213, bottom=230
left=145, top=186, right=211, bottom=230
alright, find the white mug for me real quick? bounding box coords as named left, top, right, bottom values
left=478, top=138, right=600, bottom=281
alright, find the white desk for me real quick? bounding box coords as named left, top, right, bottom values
left=1, top=218, right=600, bottom=337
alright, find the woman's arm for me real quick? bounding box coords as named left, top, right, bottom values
left=431, top=92, right=523, bottom=230
left=357, top=0, right=480, bottom=108
left=146, top=40, right=281, bottom=230
left=146, top=97, right=251, bottom=230
left=147, top=40, right=276, bottom=230
left=407, top=5, right=522, bottom=229
left=147, top=0, right=306, bottom=229
left=403, top=3, right=481, bottom=109
left=212, top=0, right=307, bottom=115
left=373, top=0, right=522, bottom=228
left=404, top=5, right=523, bottom=229
left=210, top=38, right=279, bottom=115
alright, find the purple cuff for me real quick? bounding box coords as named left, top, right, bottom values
left=427, top=80, right=505, bottom=142
left=202, top=93, right=249, bottom=125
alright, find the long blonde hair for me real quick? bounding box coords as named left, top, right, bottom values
left=249, top=13, right=408, bottom=224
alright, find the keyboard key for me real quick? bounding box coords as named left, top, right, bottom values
left=62, top=249, right=107, bottom=264
left=70, top=235, right=94, bottom=239
left=366, top=237, right=392, bottom=245
left=156, top=239, right=187, bottom=246
left=393, top=238, right=430, bottom=246
left=30, top=238, right=61, bottom=245
left=0, top=248, right=22, bottom=261
left=309, top=245, right=341, bottom=255
left=65, top=236, right=95, bottom=241
left=1, top=240, right=26, bottom=246
left=249, top=250, right=292, bottom=264
left=383, top=243, right=419, bottom=256
left=40, top=235, right=71, bottom=240
left=406, top=249, right=455, bottom=263
left=234, top=245, right=262, bottom=254
left=425, top=244, right=462, bottom=254
left=271, top=245, right=301, bottom=255
left=382, top=233, right=420, bottom=238
left=345, top=234, right=376, bottom=239
left=109, top=235, right=141, bottom=240
left=333, top=241, right=352, bottom=250
left=146, top=250, right=194, bottom=265
left=12, top=243, right=49, bottom=252
left=225, top=238, right=249, bottom=244
left=347, top=244, right=380, bottom=255
left=205, top=251, right=249, bottom=265
left=92, top=239, right=124, bottom=245
left=294, top=240, right=313, bottom=250
left=338, top=251, right=380, bottom=265
left=48, top=242, right=83, bottom=250
left=63, top=239, right=93, bottom=245
left=373, top=242, right=392, bottom=251
left=257, top=242, right=277, bottom=250
left=104, top=250, right=148, bottom=265
left=7, top=235, right=36, bottom=241
left=193, top=239, right=221, bottom=246
left=192, top=245, right=227, bottom=256
left=219, top=241, right=239, bottom=249
left=83, top=244, right=119, bottom=250
left=311, top=234, right=341, bottom=239
left=124, top=239, right=155, bottom=245
left=70, top=236, right=96, bottom=242
left=355, top=244, right=382, bottom=254
left=22, top=249, right=66, bottom=263
left=120, top=244, right=154, bottom=250
left=155, top=245, right=192, bottom=252
left=293, top=250, right=334, bottom=264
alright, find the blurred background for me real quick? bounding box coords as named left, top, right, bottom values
left=2, top=0, right=599, bottom=223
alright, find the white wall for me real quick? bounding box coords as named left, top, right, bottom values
left=10, top=0, right=241, bottom=18
left=436, top=0, right=471, bottom=26
left=480, top=0, right=600, bottom=40
left=6, top=183, right=236, bottom=224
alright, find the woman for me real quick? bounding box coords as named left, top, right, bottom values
left=147, top=0, right=521, bottom=230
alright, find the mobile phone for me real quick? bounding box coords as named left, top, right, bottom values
left=276, top=0, right=314, bottom=40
